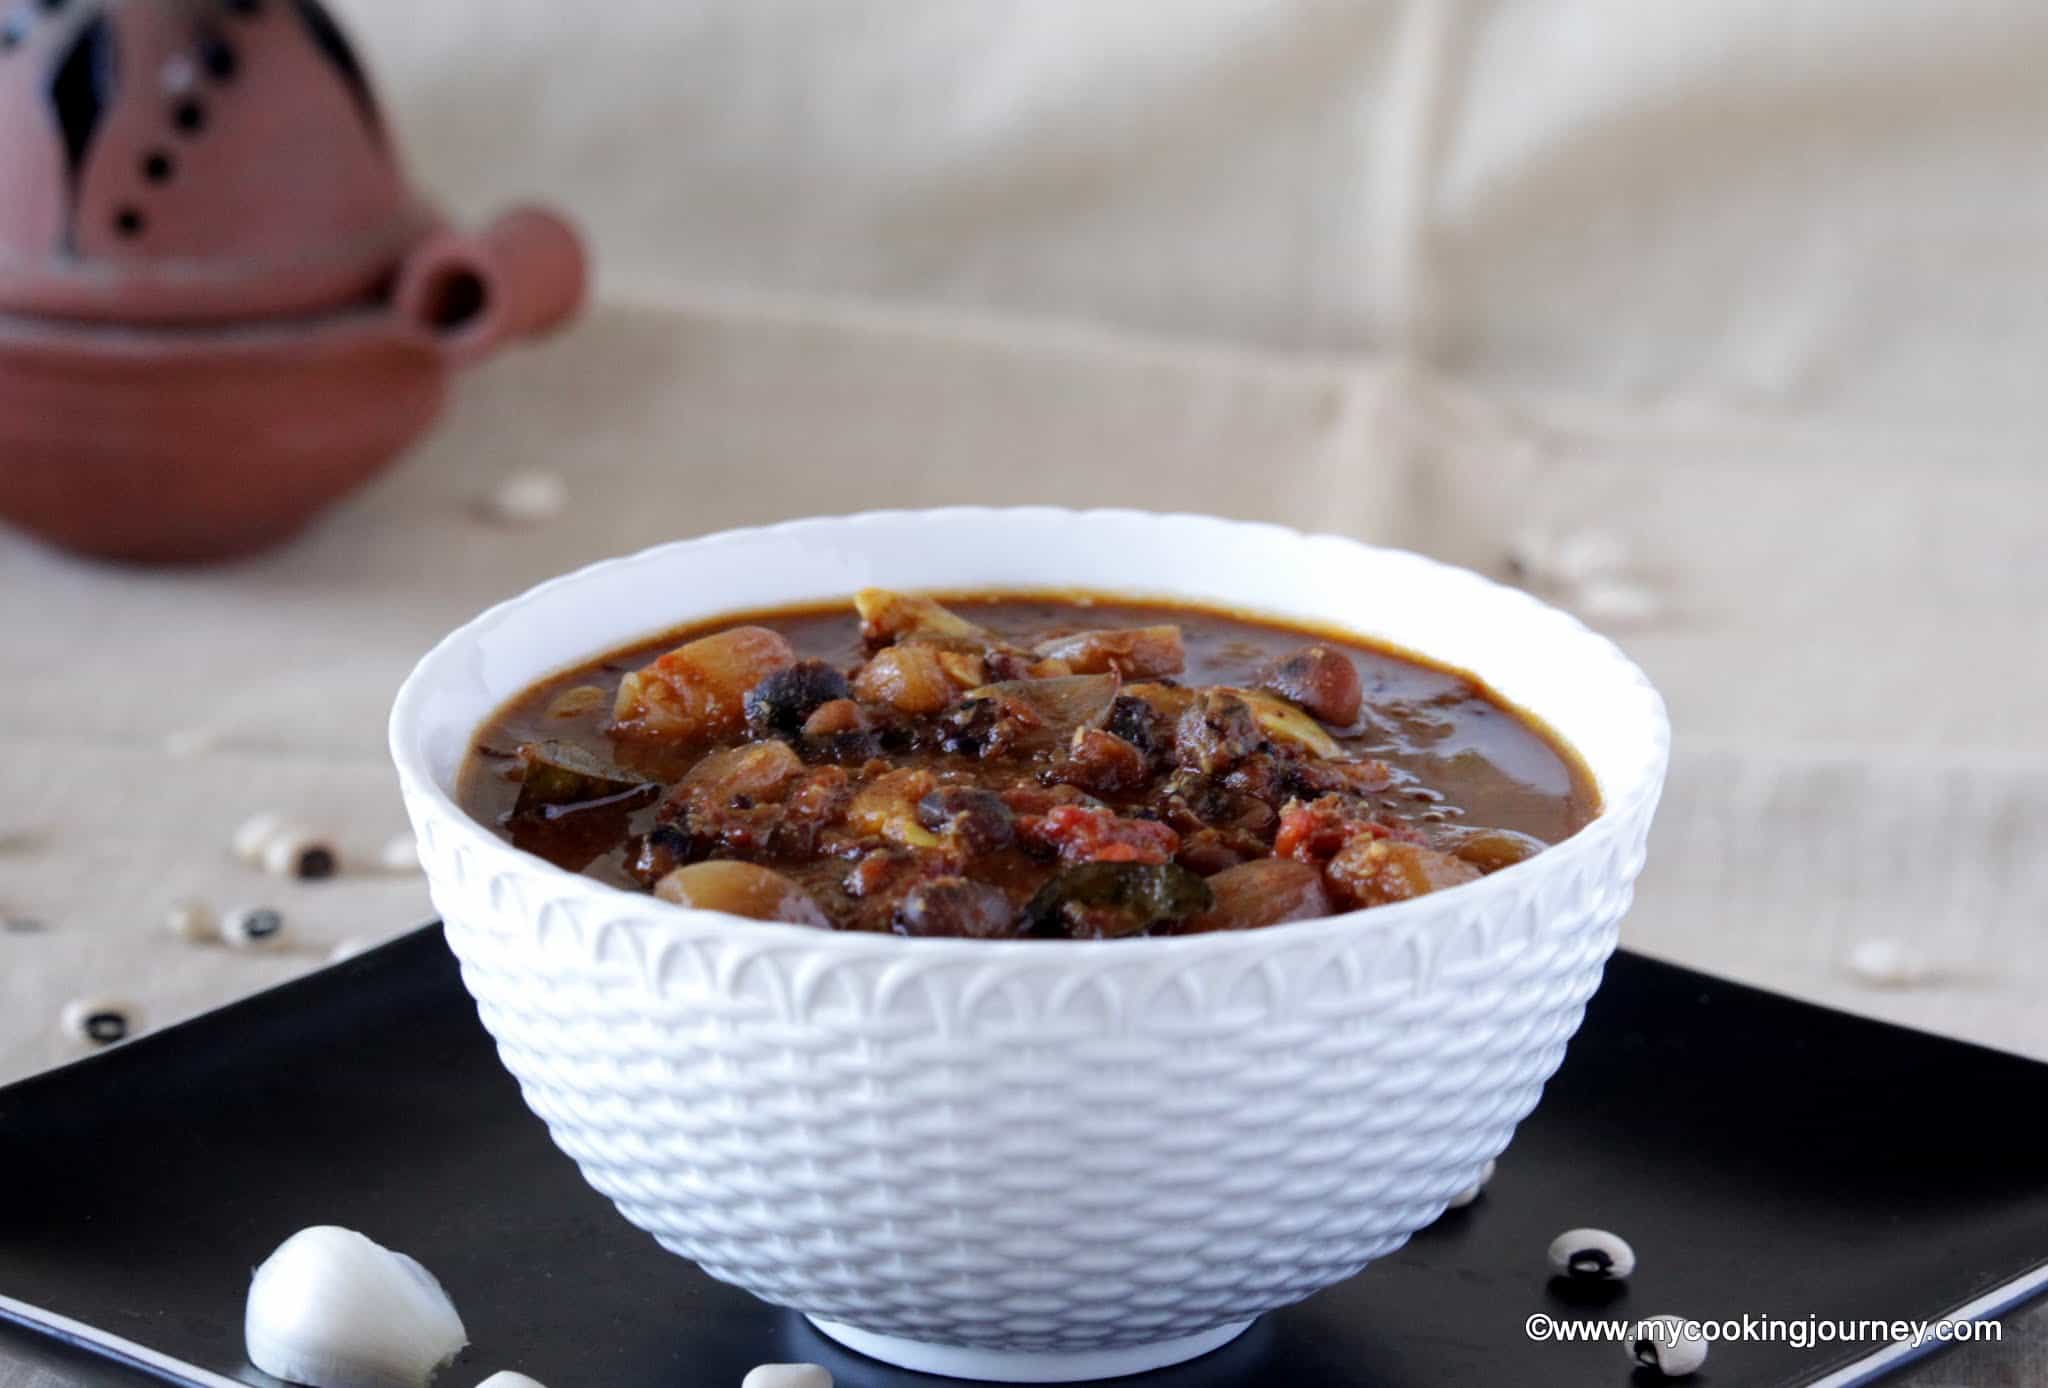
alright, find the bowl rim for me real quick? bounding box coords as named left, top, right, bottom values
left=390, top=507, right=1671, bottom=959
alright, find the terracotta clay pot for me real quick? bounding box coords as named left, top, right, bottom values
left=0, top=0, right=587, bottom=562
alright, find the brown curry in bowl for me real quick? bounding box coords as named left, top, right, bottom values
left=458, top=592, right=1598, bottom=939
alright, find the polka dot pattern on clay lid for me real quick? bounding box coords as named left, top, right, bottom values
left=0, top=0, right=430, bottom=323
left=100, top=0, right=386, bottom=244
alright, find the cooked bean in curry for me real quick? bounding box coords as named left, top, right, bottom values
left=459, top=593, right=1598, bottom=939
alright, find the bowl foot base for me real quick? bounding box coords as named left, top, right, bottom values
left=805, top=1316, right=1256, bottom=1383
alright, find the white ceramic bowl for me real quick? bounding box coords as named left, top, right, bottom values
left=391, top=509, right=1669, bottom=1383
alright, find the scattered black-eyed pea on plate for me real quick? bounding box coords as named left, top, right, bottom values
left=1547, top=1227, right=1636, bottom=1282
left=1630, top=1315, right=1709, bottom=1377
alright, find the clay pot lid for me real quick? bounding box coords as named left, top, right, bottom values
left=0, top=0, right=438, bottom=325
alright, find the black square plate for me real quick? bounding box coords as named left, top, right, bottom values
left=2, top=928, right=2044, bottom=1387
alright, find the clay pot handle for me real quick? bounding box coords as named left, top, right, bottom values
left=395, top=207, right=588, bottom=367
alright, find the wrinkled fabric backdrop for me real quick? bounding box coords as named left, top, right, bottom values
left=365, top=0, right=2048, bottom=423
left=3, top=4, right=2044, bottom=1382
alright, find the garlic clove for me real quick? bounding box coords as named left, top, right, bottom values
left=246, top=1227, right=467, bottom=1388
left=741, top=1367, right=833, bottom=1388
left=475, top=1375, right=548, bottom=1388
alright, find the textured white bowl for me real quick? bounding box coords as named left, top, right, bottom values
left=390, top=509, right=1669, bottom=1383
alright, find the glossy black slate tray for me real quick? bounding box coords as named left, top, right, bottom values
left=2, top=927, right=2044, bottom=1388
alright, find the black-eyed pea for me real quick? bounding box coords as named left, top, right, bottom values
left=1547, top=1227, right=1635, bottom=1282
left=1629, top=1315, right=1708, bottom=1377
left=223, top=906, right=286, bottom=948
left=61, top=997, right=139, bottom=1046
left=262, top=829, right=338, bottom=881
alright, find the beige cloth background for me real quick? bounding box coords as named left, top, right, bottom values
left=352, top=0, right=2048, bottom=423
left=4, top=3, right=2045, bottom=1383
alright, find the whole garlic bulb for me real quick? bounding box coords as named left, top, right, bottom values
left=245, top=1227, right=467, bottom=1388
